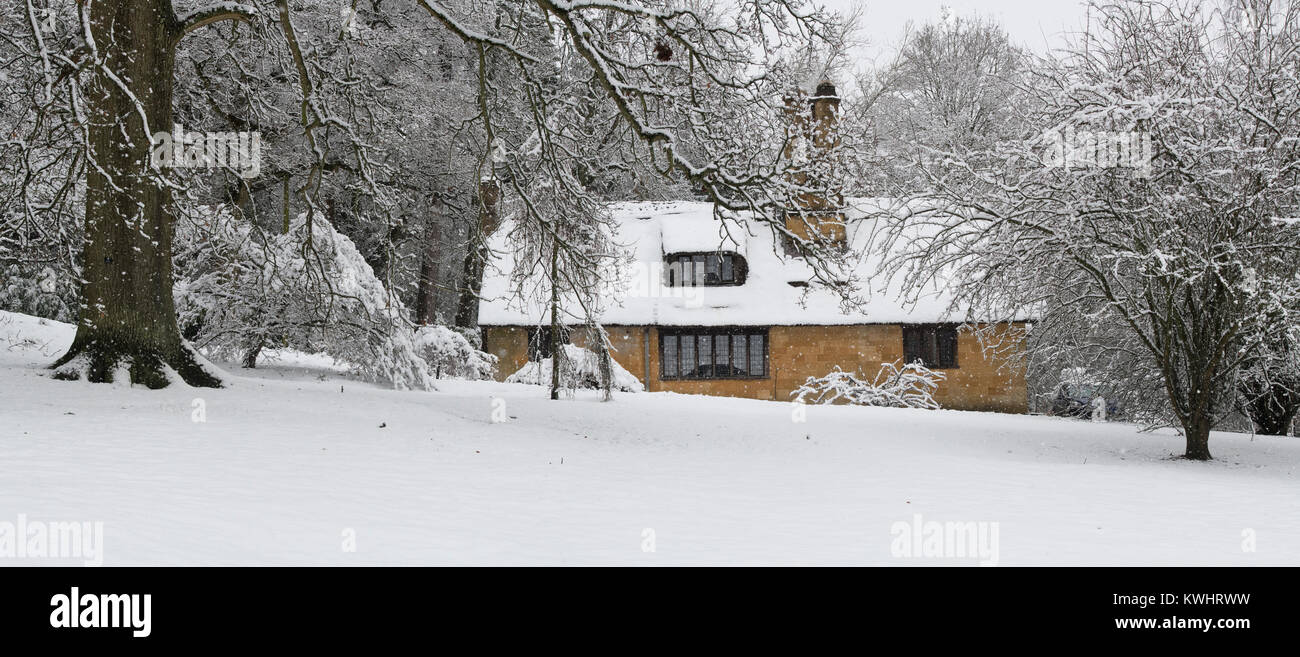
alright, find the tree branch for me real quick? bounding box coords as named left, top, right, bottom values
left=175, top=3, right=257, bottom=43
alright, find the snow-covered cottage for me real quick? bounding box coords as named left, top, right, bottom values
left=477, top=198, right=1030, bottom=413
left=477, top=83, right=1029, bottom=413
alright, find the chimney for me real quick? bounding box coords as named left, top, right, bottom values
left=782, top=80, right=846, bottom=254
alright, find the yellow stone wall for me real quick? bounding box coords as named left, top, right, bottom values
left=483, top=323, right=1028, bottom=413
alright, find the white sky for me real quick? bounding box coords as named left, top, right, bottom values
left=818, top=0, right=1090, bottom=70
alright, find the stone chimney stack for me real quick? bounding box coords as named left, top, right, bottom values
left=810, top=80, right=841, bottom=153
left=783, top=80, right=846, bottom=254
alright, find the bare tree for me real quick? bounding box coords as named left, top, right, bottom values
left=870, top=0, right=1300, bottom=459
left=848, top=10, right=1027, bottom=194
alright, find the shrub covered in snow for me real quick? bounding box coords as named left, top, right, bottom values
left=174, top=207, right=433, bottom=390
left=793, top=361, right=946, bottom=409
left=415, top=325, right=497, bottom=380
left=0, top=263, right=79, bottom=323
left=505, top=343, right=643, bottom=394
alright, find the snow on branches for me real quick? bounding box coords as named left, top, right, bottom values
left=0, top=263, right=78, bottom=323
left=505, top=343, right=643, bottom=396
left=418, top=0, right=861, bottom=297
left=414, top=325, right=497, bottom=381
left=792, top=360, right=946, bottom=410
left=174, top=207, right=435, bottom=390
left=865, top=0, right=1300, bottom=458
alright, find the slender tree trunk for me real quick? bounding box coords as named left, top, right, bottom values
left=549, top=240, right=561, bottom=401
left=454, top=245, right=485, bottom=328
left=242, top=342, right=262, bottom=369
left=414, top=253, right=439, bottom=325
left=414, top=201, right=444, bottom=325
left=454, top=180, right=500, bottom=329
left=52, top=0, right=218, bottom=388
left=281, top=173, right=292, bottom=234
left=592, top=322, right=613, bottom=401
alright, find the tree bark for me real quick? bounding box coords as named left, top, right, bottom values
left=549, top=239, right=561, bottom=401
left=241, top=343, right=262, bottom=369
left=592, top=323, right=613, bottom=401
left=414, top=252, right=440, bottom=325
left=414, top=200, right=444, bottom=325
left=453, top=180, right=500, bottom=329
left=52, top=0, right=219, bottom=388
left=1182, top=416, right=1213, bottom=460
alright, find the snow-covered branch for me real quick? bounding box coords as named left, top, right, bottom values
left=176, top=2, right=257, bottom=42
left=793, top=361, right=947, bottom=409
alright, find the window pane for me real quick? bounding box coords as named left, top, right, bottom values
left=662, top=334, right=678, bottom=378
left=938, top=327, right=958, bottom=368
left=681, top=335, right=695, bottom=378
left=903, top=327, right=923, bottom=366
left=663, top=253, right=746, bottom=286
left=714, top=335, right=730, bottom=376
left=732, top=334, right=747, bottom=376
left=749, top=333, right=765, bottom=376
left=698, top=334, right=713, bottom=378
left=660, top=331, right=767, bottom=379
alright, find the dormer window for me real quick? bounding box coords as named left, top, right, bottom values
left=664, top=252, right=747, bottom=287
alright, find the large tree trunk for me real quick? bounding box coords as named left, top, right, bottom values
left=52, top=0, right=219, bottom=388
left=1182, top=415, right=1213, bottom=461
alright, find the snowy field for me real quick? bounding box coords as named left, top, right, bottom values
left=1, top=310, right=1297, bottom=566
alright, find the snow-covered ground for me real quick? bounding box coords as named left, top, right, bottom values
left=1, top=310, right=1297, bottom=566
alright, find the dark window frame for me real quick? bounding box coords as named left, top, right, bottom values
left=664, top=252, right=748, bottom=287
left=659, top=327, right=769, bottom=380
left=902, top=324, right=959, bottom=369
